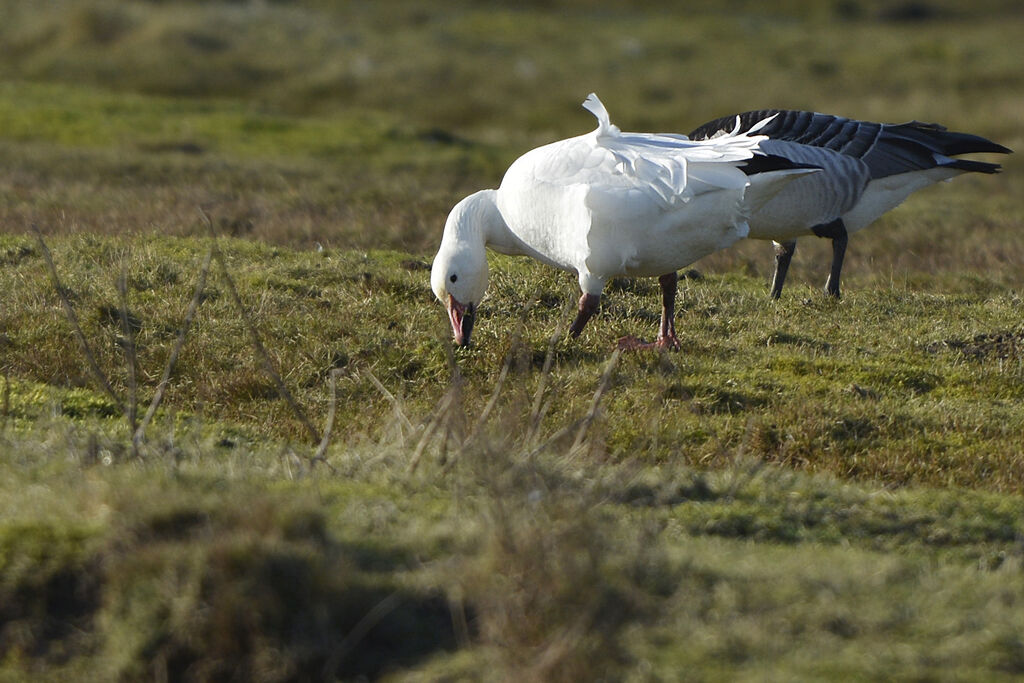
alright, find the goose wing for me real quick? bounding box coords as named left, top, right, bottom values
left=690, top=110, right=1010, bottom=179
left=521, top=94, right=772, bottom=209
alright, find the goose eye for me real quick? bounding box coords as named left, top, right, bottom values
left=449, top=274, right=458, bottom=283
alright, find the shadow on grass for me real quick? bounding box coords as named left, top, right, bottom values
left=1, top=497, right=460, bottom=682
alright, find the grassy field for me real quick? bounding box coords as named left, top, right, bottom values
left=2, top=1, right=1024, bottom=680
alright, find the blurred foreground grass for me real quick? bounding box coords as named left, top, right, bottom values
left=3, top=359, right=1024, bottom=680
left=2, top=0, right=1024, bottom=679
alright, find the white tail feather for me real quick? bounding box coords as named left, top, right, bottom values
left=583, top=93, right=620, bottom=137
left=579, top=93, right=786, bottom=207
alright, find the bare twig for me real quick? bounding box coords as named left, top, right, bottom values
left=461, top=300, right=532, bottom=450
left=527, top=334, right=559, bottom=443
left=365, top=369, right=415, bottom=438
left=570, top=349, right=621, bottom=455
left=200, top=208, right=320, bottom=444
left=439, top=410, right=455, bottom=468
left=310, top=369, right=341, bottom=472
left=1, top=371, right=9, bottom=433
left=281, top=448, right=296, bottom=481
left=133, top=247, right=213, bottom=451
left=443, top=342, right=515, bottom=473
left=117, top=265, right=139, bottom=456
left=522, top=415, right=590, bottom=461
left=469, top=351, right=513, bottom=438
left=407, top=389, right=454, bottom=474
left=32, top=225, right=124, bottom=413
left=527, top=296, right=574, bottom=446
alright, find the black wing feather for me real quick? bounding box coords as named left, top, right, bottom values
left=689, top=110, right=1011, bottom=179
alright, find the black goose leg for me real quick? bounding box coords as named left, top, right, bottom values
left=569, top=292, right=601, bottom=337
left=812, top=218, right=849, bottom=299
left=770, top=241, right=797, bottom=299
left=825, top=231, right=848, bottom=298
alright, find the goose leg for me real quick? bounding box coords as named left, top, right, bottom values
left=812, top=218, right=849, bottom=298
left=569, top=292, right=601, bottom=337
left=770, top=241, right=797, bottom=299
left=656, top=271, right=681, bottom=350
left=618, top=272, right=681, bottom=351
left=825, top=232, right=848, bottom=298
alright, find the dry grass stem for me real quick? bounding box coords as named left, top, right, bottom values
left=310, top=369, right=341, bottom=472
left=133, top=247, right=213, bottom=451
left=467, top=345, right=513, bottom=443
left=201, top=208, right=320, bottom=444
left=116, top=265, right=139, bottom=456
left=408, top=389, right=454, bottom=474
left=32, top=225, right=124, bottom=413
left=527, top=299, right=574, bottom=446
left=365, top=369, right=415, bottom=438
left=462, top=300, right=534, bottom=450
left=522, top=415, right=590, bottom=462
left=1, top=372, right=9, bottom=433
left=570, top=349, right=621, bottom=455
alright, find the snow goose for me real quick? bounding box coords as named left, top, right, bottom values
left=689, top=110, right=1011, bottom=298
left=431, top=94, right=813, bottom=349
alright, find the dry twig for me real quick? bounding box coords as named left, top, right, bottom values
left=117, top=265, right=139, bottom=455
left=460, top=299, right=532, bottom=452
left=133, top=247, right=213, bottom=451
left=407, top=389, right=454, bottom=474
left=570, top=349, right=621, bottom=455
left=310, top=369, right=342, bottom=472
left=1, top=372, right=9, bottom=433
left=364, top=369, right=416, bottom=435
left=32, top=225, right=124, bottom=413
left=200, top=208, right=320, bottom=444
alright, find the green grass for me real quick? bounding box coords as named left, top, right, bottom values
left=2, top=0, right=1024, bottom=680
left=2, top=234, right=1023, bottom=679
left=3, top=234, right=1022, bottom=490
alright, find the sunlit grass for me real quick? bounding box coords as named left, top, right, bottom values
left=2, top=234, right=1021, bottom=488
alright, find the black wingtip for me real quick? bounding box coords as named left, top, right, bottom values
left=944, top=134, right=1013, bottom=157
left=940, top=158, right=1003, bottom=174
left=888, top=123, right=1013, bottom=157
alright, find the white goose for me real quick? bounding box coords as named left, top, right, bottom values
left=431, top=94, right=812, bottom=349
left=689, top=110, right=1011, bottom=298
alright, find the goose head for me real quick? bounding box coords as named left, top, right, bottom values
left=431, top=192, right=494, bottom=347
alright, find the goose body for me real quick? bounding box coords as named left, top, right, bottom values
left=689, top=110, right=1011, bottom=298
left=431, top=94, right=811, bottom=348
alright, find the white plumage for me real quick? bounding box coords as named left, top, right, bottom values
left=431, top=94, right=811, bottom=348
